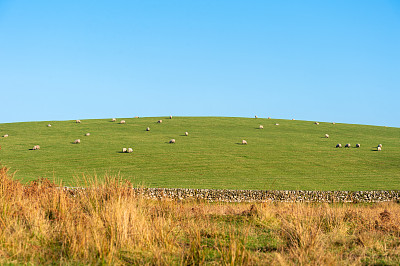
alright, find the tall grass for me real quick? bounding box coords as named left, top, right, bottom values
left=0, top=167, right=399, bottom=264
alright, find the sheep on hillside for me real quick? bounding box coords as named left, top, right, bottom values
left=259, top=125, right=264, bottom=129
left=336, top=143, right=342, bottom=148
left=268, top=117, right=271, bottom=119
left=74, top=139, right=81, bottom=144
left=242, top=140, right=247, bottom=145
left=146, top=127, right=150, bottom=131
left=255, top=115, right=258, bottom=119
left=315, top=122, right=320, bottom=125
left=158, top=120, right=163, bottom=123
left=112, top=118, right=116, bottom=122
left=356, top=143, right=361, bottom=148
left=292, top=118, right=295, bottom=121
left=325, top=134, right=329, bottom=138
left=76, top=120, right=81, bottom=123
left=122, top=148, right=127, bottom=153
left=185, top=132, right=189, bottom=136
left=345, top=143, right=351, bottom=148
left=127, top=148, right=133, bottom=153
left=2, top=134, right=8, bottom=138
left=47, top=124, right=52, bottom=127
left=170, top=115, right=173, bottom=119
left=378, top=144, right=382, bottom=148
left=134, top=116, right=139, bottom=118
left=275, top=123, right=279, bottom=126
left=377, top=146, right=382, bottom=151
left=120, top=120, right=126, bottom=124
left=332, top=122, right=336, bottom=125
left=169, top=139, right=175, bottom=144
left=32, top=145, right=40, bottom=150
left=85, top=133, right=90, bottom=136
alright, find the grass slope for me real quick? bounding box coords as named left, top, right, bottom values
left=0, top=117, right=399, bottom=190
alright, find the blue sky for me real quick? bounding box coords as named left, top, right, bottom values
left=1, top=1, right=399, bottom=127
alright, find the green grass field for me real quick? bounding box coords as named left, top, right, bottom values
left=0, top=117, right=399, bottom=190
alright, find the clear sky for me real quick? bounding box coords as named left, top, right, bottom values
left=1, top=1, right=399, bottom=127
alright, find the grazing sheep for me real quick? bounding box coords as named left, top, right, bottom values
left=292, top=118, right=295, bottom=120
left=255, top=115, right=258, bottom=119
left=112, top=118, right=116, bottom=122
left=325, top=134, right=329, bottom=138
left=74, top=139, right=81, bottom=144
left=120, top=120, right=126, bottom=124
left=2, top=134, right=8, bottom=138
left=146, top=127, right=150, bottom=131
left=169, top=139, right=175, bottom=144
left=32, top=145, right=40, bottom=150
left=275, top=123, right=279, bottom=126
left=268, top=117, right=271, bottom=119
left=377, top=146, right=382, bottom=151
left=332, top=122, right=336, bottom=125
left=378, top=144, right=382, bottom=148
left=336, top=143, right=342, bottom=148
left=185, top=132, right=189, bottom=136
left=242, top=140, right=247, bottom=145
left=47, top=124, right=51, bottom=127
left=76, top=120, right=81, bottom=123
left=158, top=120, right=163, bottom=123
left=127, top=148, right=133, bottom=153
left=259, top=125, right=264, bottom=129
left=356, top=143, right=361, bottom=148
left=134, top=116, right=139, bottom=118
left=122, top=148, right=127, bottom=153
left=315, top=122, right=320, bottom=125
left=170, top=115, right=173, bottom=119
left=345, top=143, right=351, bottom=148
left=85, top=133, right=90, bottom=136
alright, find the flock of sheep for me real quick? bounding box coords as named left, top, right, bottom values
left=0, top=116, right=385, bottom=152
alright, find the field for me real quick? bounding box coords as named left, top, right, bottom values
left=0, top=168, right=399, bottom=265
left=0, top=117, right=399, bottom=190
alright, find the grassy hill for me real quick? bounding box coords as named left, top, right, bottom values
left=0, top=117, right=399, bottom=190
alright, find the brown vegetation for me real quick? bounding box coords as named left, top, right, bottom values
left=0, top=167, right=399, bottom=265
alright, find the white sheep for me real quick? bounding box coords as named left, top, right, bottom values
left=378, top=144, right=382, bottom=148
left=85, top=133, right=90, bottom=136
left=275, top=123, right=279, bottom=126
left=356, top=143, right=361, bottom=148
left=2, top=134, right=8, bottom=138
left=134, top=116, right=139, bottom=118
left=242, top=140, right=247, bottom=145
left=255, top=115, right=258, bottom=119
left=332, top=122, right=336, bottom=125
left=127, top=148, right=133, bottom=153
left=169, top=139, right=175, bottom=144
left=185, top=132, right=189, bottom=136
left=74, top=139, right=81, bottom=144
left=170, top=115, right=173, bottom=119
left=292, top=118, right=295, bottom=121
left=120, top=120, right=126, bottom=124
left=336, top=143, right=342, bottom=148
left=122, top=148, right=127, bottom=153
left=377, top=146, right=382, bottom=151
left=112, top=118, right=116, bottom=122
left=315, top=122, right=320, bottom=125
left=76, top=120, right=81, bottom=123
left=47, top=124, right=51, bottom=127
left=345, top=143, right=351, bottom=148
left=146, top=127, right=150, bottom=131
left=158, top=120, right=163, bottom=123
left=259, top=125, right=264, bottom=129
left=325, top=134, right=329, bottom=138
left=33, top=145, right=40, bottom=150
left=268, top=117, right=271, bottom=119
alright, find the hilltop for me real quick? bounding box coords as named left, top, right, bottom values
left=0, top=117, right=399, bottom=190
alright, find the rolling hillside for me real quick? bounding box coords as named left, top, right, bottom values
left=0, top=117, right=399, bottom=190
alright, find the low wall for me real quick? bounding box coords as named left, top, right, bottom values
left=132, top=188, right=400, bottom=203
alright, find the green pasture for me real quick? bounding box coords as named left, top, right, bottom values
left=0, top=117, right=399, bottom=190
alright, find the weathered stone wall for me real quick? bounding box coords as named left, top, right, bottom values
left=132, top=188, right=400, bottom=203
left=64, top=187, right=400, bottom=203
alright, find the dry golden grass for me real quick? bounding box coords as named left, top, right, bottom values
left=0, top=167, right=400, bottom=265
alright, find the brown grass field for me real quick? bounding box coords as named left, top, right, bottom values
left=0, top=167, right=399, bottom=265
